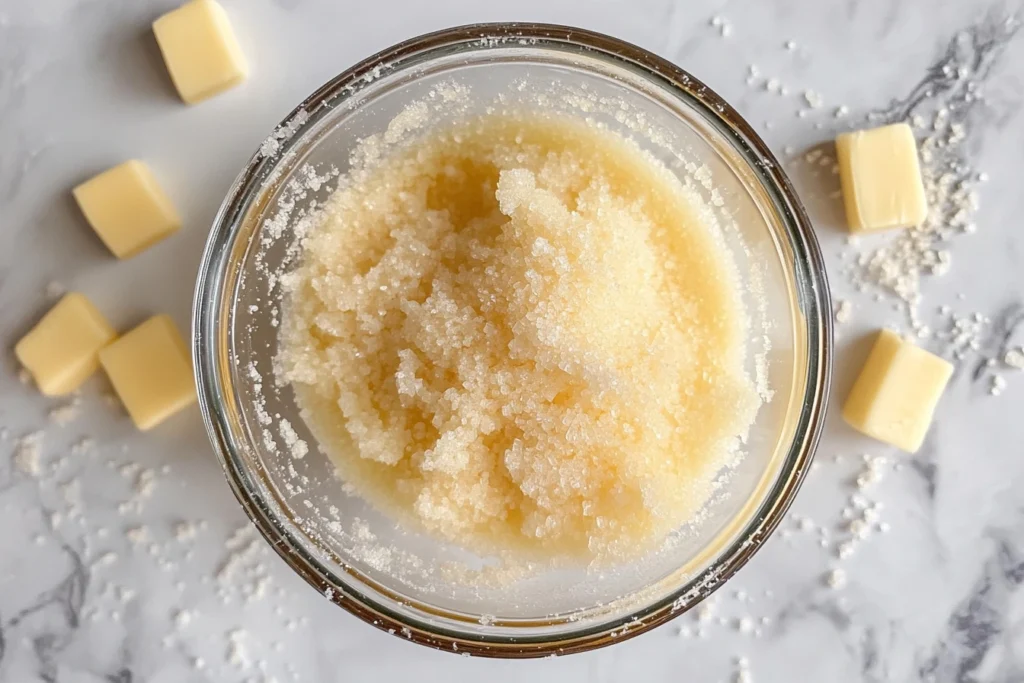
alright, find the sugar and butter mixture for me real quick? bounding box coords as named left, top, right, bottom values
left=277, top=112, right=759, bottom=560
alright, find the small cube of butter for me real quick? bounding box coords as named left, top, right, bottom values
left=835, top=123, right=928, bottom=232
left=15, top=293, right=117, bottom=396
left=842, top=329, right=953, bottom=453
left=73, top=160, right=181, bottom=259
left=99, top=315, right=196, bottom=431
left=153, top=0, right=248, bottom=105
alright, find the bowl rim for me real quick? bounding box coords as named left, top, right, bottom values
left=192, top=21, right=833, bottom=658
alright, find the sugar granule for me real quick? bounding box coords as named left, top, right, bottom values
left=13, top=432, right=43, bottom=476
left=826, top=568, right=848, bottom=589
left=834, top=299, right=852, bottom=325
left=277, top=418, right=308, bottom=460
left=1004, top=347, right=1024, bottom=370
left=48, top=396, right=81, bottom=426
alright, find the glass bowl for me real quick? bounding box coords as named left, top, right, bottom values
left=192, top=22, right=832, bottom=657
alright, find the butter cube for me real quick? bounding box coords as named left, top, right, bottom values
left=153, top=0, right=248, bottom=105
left=842, top=329, right=953, bottom=453
left=15, top=293, right=117, bottom=396
left=73, top=161, right=181, bottom=259
left=99, top=315, right=196, bottom=430
left=835, top=123, right=928, bottom=232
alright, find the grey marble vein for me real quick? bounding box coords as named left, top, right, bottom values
left=7, top=545, right=87, bottom=632
left=3, top=543, right=87, bottom=682
left=877, top=9, right=1020, bottom=124
left=105, top=669, right=133, bottom=683
left=917, top=523, right=1024, bottom=683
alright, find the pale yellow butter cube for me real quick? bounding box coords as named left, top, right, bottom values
left=73, top=160, right=181, bottom=259
left=835, top=123, right=928, bottom=233
left=843, top=329, right=953, bottom=453
left=153, top=0, right=248, bottom=105
left=99, top=315, right=196, bottom=431
left=15, top=293, right=117, bottom=396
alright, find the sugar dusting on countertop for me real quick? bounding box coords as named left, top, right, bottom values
left=707, top=14, right=1021, bottom=679
left=843, top=18, right=1019, bottom=349
left=843, top=107, right=979, bottom=328
left=13, top=431, right=43, bottom=476
left=747, top=15, right=1016, bottom=354
left=764, top=13, right=1024, bottom=402
left=3, top=391, right=304, bottom=683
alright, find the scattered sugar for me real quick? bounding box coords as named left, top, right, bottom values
left=935, top=310, right=988, bottom=360
left=746, top=65, right=760, bottom=86
left=117, top=467, right=157, bottom=514
left=734, top=656, right=754, bottom=683
left=71, top=438, right=94, bottom=456
left=226, top=629, right=252, bottom=669
left=125, top=525, right=148, bottom=545
left=13, top=432, right=43, bottom=476
left=826, top=568, right=847, bottom=589
left=833, top=299, right=852, bottom=325
left=989, top=375, right=1006, bottom=396
left=855, top=454, right=888, bottom=490
left=803, top=90, right=823, bottom=109
left=259, top=109, right=310, bottom=158
left=848, top=518, right=869, bottom=539
left=175, top=521, right=199, bottom=542
left=214, top=524, right=274, bottom=604
left=1004, top=347, right=1024, bottom=370
left=844, top=32, right=1002, bottom=322
left=48, top=397, right=81, bottom=426
left=91, top=552, right=117, bottom=569
left=709, top=15, right=732, bottom=37
left=277, top=418, right=308, bottom=460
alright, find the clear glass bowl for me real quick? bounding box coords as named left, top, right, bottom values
left=192, top=23, right=832, bottom=657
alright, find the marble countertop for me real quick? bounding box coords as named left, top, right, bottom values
left=2, top=0, right=1023, bottom=681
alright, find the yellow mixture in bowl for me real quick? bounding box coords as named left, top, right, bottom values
left=277, top=112, right=759, bottom=560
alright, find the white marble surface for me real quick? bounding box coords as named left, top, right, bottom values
left=2, top=0, right=1023, bottom=681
